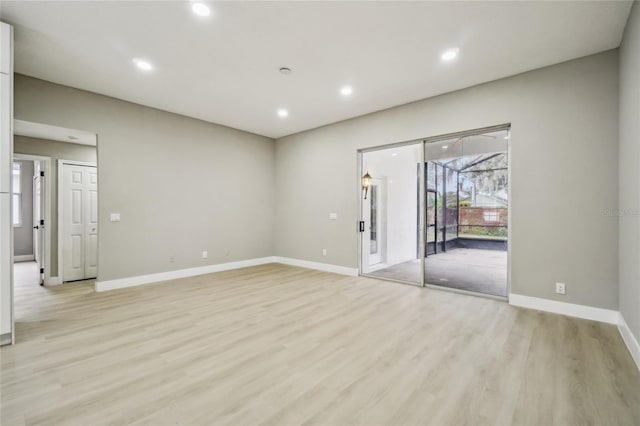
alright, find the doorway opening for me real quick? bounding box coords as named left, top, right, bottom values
left=12, top=155, right=50, bottom=287
left=358, top=125, right=510, bottom=298
left=10, top=121, right=98, bottom=344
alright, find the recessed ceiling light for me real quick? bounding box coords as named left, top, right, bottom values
left=391, top=152, right=398, bottom=157
left=340, top=85, right=353, bottom=96
left=191, top=2, right=210, bottom=17
left=277, top=109, right=288, bottom=118
left=279, top=67, right=292, bottom=75
left=441, top=48, right=459, bottom=62
left=133, top=58, right=153, bottom=72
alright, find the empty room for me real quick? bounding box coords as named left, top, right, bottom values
left=0, top=1, right=639, bottom=425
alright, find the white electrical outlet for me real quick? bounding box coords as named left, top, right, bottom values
left=110, top=213, right=121, bottom=222
left=322, top=249, right=327, bottom=256
left=555, top=282, right=566, bottom=295
left=202, top=251, right=208, bottom=259
left=329, top=213, right=338, bottom=220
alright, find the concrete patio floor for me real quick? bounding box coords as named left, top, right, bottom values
left=370, top=248, right=507, bottom=297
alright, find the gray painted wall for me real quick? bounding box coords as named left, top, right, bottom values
left=275, top=51, right=619, bottom=310
left=14, top=75, right=275, bottom=282
left=14, top=136, right=97, bottom=276
left=618, top=2, right=640, bottom=342
left=12, top=159, right=32, bottom=257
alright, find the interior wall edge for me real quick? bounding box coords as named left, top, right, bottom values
left=617, top=0, right=640, bottom=365
left=618, top=311, right=640, bottom=371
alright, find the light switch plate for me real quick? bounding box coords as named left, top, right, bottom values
left=110, top=213, right=121, bottom=222
left=329, top=213, right=337, bottom=220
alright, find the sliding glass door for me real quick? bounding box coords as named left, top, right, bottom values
left=359, top=142, right=423, bottom=286
left=359, top=126, right=509, bottom=298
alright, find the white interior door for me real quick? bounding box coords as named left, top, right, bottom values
left=32, top=161, right=44, bottom=284
left=62, top=163, right=97, bottom=282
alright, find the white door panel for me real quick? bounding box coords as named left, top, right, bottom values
left=62, top=164, right=97, bottom=282
left=71, top=190, right=82, bottom=223
left=33, top=161, right=45, bottom=284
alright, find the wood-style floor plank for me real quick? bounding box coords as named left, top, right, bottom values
left=1, top=262, right=638, bottom=426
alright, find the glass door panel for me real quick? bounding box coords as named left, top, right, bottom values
left=424, top=129, right=509, bottom=297
left=360, top=143, right=422, bottom=285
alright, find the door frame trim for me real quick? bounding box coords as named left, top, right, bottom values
left=13, top=154, right=52, bottom=285
left=58, top=159, right=97, bottom=283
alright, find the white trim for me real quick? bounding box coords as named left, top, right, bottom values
left=44, top=276, right=61, bottom=286
left=509, top=294, right=618, bottom=324
left=96, top=257, right=278, bottom=292
left=618, top=313, right=640, bottom=371
left=95, top=256, right=358, bottom=292
left=58, top=159, right=97, bottom=283
left=274, top=256, right=359, bottom=276
left=13, top=254, right=34, bottom=262
left=0, top=332, right=11, bottom=346
left=425, top=283, right=508, bottom=302
left=59, top=159, right=96, bottom=168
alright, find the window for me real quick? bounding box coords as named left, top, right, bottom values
left=483, top=210, right=499, bottom=223
left=12, top=162, right=22, bottom=227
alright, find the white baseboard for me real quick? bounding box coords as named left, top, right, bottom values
left=45, top=276, right=61, bottom=285
left=13, top=254, right=34, bottom=262
left=95, top=257, right=278, bottom=292
left=273, top=256, right=359, bottom=276
left=0, top=332, right=12, bottom=346
left=95, top=256, right=359, bottom=292
left=618, top=313, right=640, bottom=371
left=509, top=294, right=619, bottom=324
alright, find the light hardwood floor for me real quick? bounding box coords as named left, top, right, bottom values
left=1, top=262, right=639, bottom=426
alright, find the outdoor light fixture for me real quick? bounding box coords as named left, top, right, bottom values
left=362, top=172, right=372, bottom=199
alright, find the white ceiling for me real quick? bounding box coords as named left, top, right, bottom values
left=0, top=1, right=633, bottom=139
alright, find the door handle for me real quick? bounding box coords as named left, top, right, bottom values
left=33, top=226, right=39, bottom=230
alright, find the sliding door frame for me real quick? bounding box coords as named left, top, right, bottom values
left=357, top=123, right=511, bottom=299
